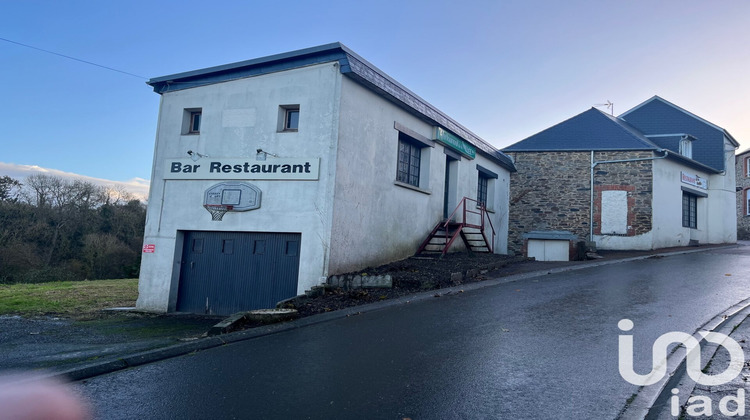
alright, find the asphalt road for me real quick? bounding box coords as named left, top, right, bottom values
left=76, top=246, right=750, bottom=419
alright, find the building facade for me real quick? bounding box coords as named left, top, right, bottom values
left=504, top=97, right=738, bottom=256
left=736, top=149, right=750, bottom=239
left=137, top=43, right=515, bottom=315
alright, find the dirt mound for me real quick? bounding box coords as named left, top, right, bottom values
left=291, top=253, right=530, bottom=317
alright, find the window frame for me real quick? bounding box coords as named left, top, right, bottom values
left=477, top=173, right=489, bottom=207
left=475, top=164, right=498, bottom=211
left=285, top=109, right=299, bottom=131
left=278, top=105, right=300, bottom=132
left=182, top=108, right=202, bottom=135
left=392, top=123, right=434, bottom=193
left=679, top=138, right=692, bottom=159
left=189, top=111, right=201, bottom=134
left=682, top=192, right=697, bottom=229
left=397, top=136, right=422, bottom=187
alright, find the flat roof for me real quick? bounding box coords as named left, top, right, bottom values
left=148, top=43, right=516, bottom=172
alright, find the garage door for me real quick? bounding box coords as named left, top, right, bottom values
left=176, top=231, right=301, bottom=315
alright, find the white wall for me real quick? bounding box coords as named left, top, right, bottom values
left=137, top=63, right=342, bottom=312
left=705, top=138, right=738, bottom=244
left=651, top=157, right=725, bottom=248
left=328, top=77, right=510, bottom=274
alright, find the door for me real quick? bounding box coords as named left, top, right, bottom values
left=527, top=239, right=569, bottom=262
left=444, top=155, right=458, bottom=219
left=176, top=231, right=301, bottom=315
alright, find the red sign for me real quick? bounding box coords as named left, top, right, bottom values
left=142, top=244, right=156, bottom=253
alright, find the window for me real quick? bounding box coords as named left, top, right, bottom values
left=189, top=111, right=201, bottom=133
left=746, top=157, right=750, bottom=177
left=393, top=123, right=433, bottom=191
left=477, top=174, right=489, bottom=207
left=278, top=105, right=300, bottom=132
left=682, top=192, right=697, bottom=229
left=285, top=109, right=299, bottom=130
left=679, top=137, right=692, bottom=159
left=397, top=137, right=421, bottom=187
left=746, top=189, right=750, bottom=216
left=476, top=165, right=498, bottom=210
left=182, top=108, right=202, bottom=135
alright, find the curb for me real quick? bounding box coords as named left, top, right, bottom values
left=52, top=244, right=739, bottom=383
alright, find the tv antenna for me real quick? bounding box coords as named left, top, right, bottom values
left=594, top=100, right=614, bottom=115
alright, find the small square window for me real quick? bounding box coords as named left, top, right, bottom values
left=278, top=105, right=300, bottom=132
left=182, top=108, right=202, bottom=135
left=286, top=109, right=299, bottom=130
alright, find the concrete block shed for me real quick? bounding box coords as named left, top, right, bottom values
left=136, top=43, right=516, bottom=315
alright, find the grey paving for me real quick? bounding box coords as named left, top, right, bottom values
left=73, top=244, right=750, bottom=419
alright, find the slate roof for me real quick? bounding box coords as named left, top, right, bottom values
left=147, top=43, right=515, bottom=172
left=619, top=96, right=739, bottom=171
left=502, top=108, right=660, bottom=152
left=502, top=105, right=722, bottom=174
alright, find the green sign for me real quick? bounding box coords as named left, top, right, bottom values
left=434, top=127, right=476, bottom=159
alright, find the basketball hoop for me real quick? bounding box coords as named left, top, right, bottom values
left=204, top=204, right=233, bottom=221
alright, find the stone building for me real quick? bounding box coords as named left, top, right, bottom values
left=503, top=96, right=738, bottom=259
left=736, top=148, right=750, bottom=239
left=136, top=43, right=516, bottom=315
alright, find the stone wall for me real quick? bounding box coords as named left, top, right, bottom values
left=736, top=153, right=750, bottom=240
left=507, top=151, right=653, bottom=253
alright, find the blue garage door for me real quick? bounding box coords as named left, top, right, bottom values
left=177, top=231, right=301, bottom=315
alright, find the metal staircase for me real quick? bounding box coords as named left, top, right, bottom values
left=415, top=197, right=495, bottom=256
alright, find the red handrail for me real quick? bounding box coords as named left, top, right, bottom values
left=442, top=197, right=495, bottom=253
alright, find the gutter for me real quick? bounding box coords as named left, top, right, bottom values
left=588, top=150, right=669, bottom=242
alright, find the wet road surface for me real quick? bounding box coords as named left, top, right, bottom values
left=76, top=246, right=750, bottom=419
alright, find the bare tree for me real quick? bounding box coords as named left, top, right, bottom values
left=0, top=176, right=22, bottom=202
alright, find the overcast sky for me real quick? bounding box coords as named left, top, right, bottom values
left=2, top=0, right=749, bottom=199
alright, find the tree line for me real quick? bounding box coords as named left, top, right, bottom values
left=0, top=174, right=146, bottom=283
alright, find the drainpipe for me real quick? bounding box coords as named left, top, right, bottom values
left=589, top=150, right=669, bottom=242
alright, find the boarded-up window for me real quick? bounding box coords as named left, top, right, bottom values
left=601, top=190, right=628, bottom=235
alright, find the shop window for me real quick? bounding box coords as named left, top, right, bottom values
left=682, top=192, right=697, bottom=229
left=278, top=105, right=300, bottom=132
left=182, top=108, right=202, bottom=135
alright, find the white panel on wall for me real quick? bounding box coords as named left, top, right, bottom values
left=601, top=190, right=628, bottom=234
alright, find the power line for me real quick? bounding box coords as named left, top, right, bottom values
left=0, top=36, right=148, bottom=80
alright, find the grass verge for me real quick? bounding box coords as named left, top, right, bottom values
left=0, top=279, right=138, bottom=317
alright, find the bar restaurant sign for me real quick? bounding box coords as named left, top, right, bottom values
left=434, top=127, right=476, bottom=159
left=164, top=158, right=320, bottom=180
left=681, top=171, right=708, bottom=189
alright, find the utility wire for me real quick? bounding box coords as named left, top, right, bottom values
left=0, top=36, right=148, bottom=80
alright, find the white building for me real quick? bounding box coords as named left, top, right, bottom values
left=137, top=43, right=516, bottom=315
